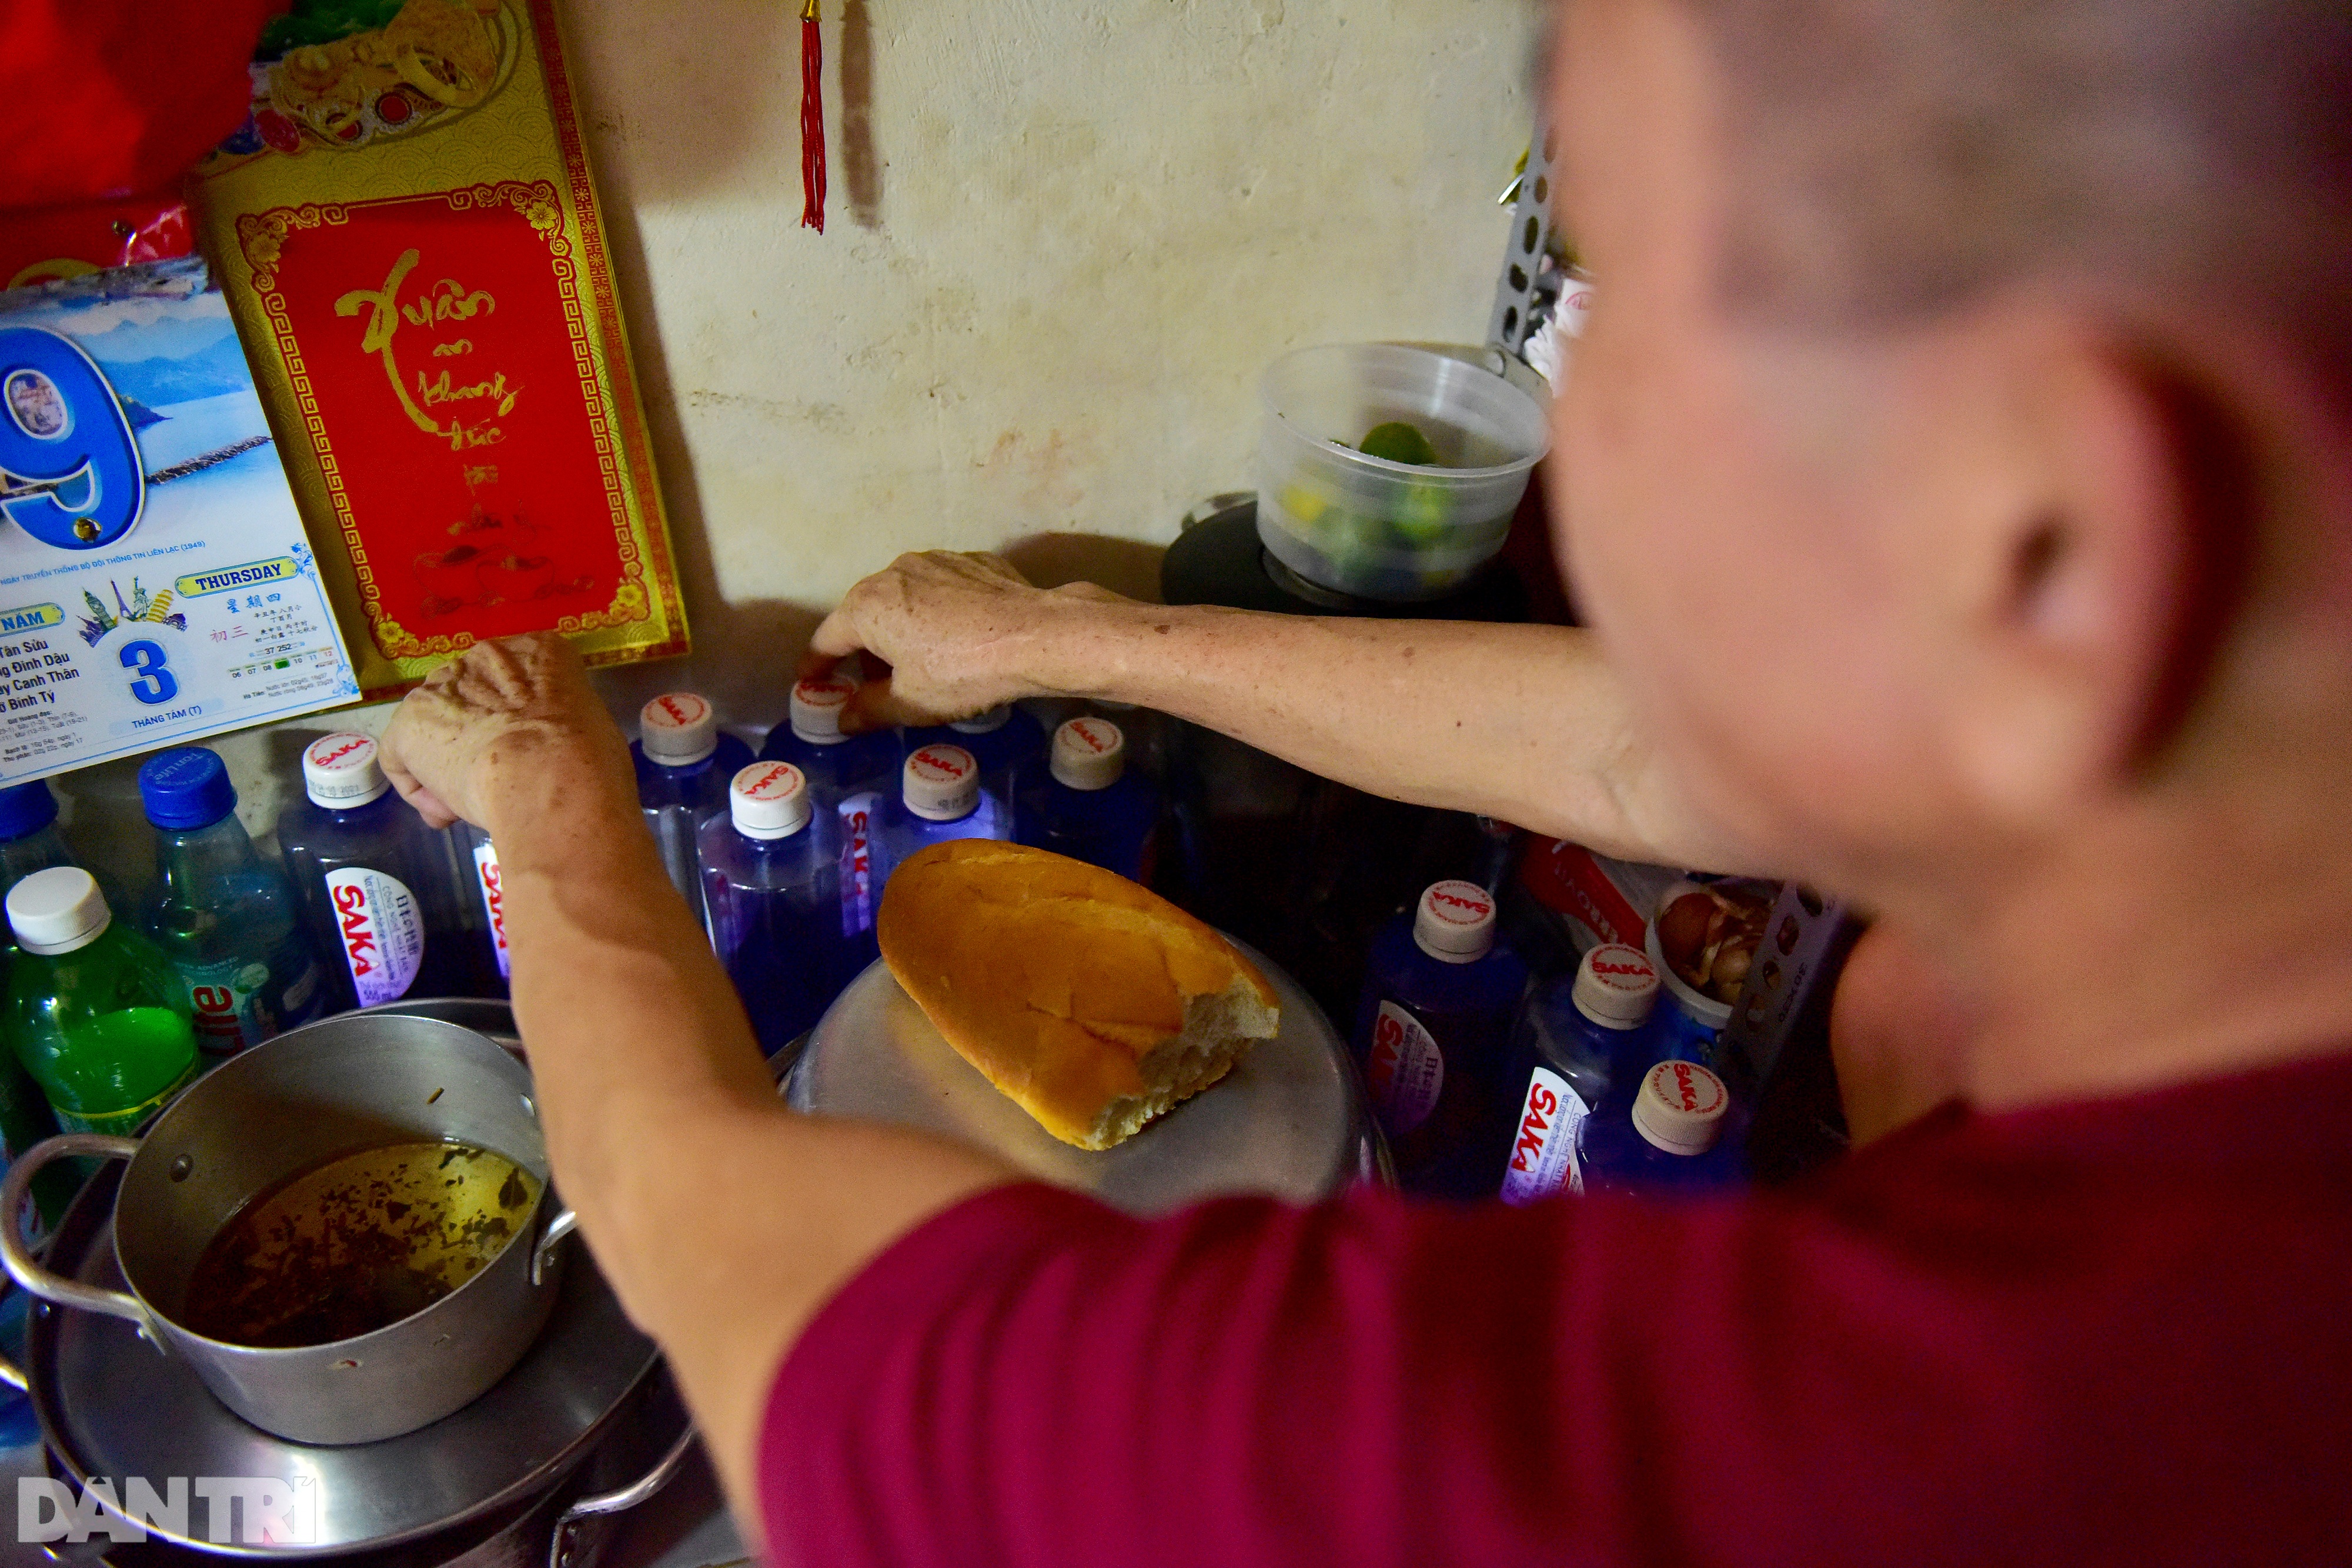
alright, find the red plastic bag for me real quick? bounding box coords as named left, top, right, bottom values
left=0, top=0, right=284, bottom=210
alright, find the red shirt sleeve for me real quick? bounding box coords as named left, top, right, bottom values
left=759, top=1066, right=2352, bottom=1568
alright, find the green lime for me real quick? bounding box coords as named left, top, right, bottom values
left=1358, top=421, right=1441, bottom=467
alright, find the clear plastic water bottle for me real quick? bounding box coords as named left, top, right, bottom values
left=278, top=733, right=477, bottom=1010
left=1351, top=879, right=1530, bottom=1198
left=902, top=706, right=1045, bottom=835
left=457, top=824, right=511, bottom=998
left=6, top=867, right=198, bottom=1134
left=699, top=762, right=847, bottom=1057
left=1017, top=717, right=1161, bottom=881
left=631, top=693, right=754, bottom=914
left=136, top=748, right=323, bottom=1059
left=1577, top=1057, right=1740, bottom=1195
left=0, top=782, right=81, bottom=906
left=760, top=674, right=900, bottom=956
left=1087, top=700, right=1169, bottom=783
left=871, top=744, right=1010, bottom=902
left=1498, top=942, right=1662, bottom=1203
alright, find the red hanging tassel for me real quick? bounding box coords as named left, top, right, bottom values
left=800, top=0, right=827, bottom=232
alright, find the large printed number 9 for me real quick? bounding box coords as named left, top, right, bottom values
left=0, top=326, right=144, bottom=551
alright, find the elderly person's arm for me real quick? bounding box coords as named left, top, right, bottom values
left=804, top=551, right=1756, bottom=873
left=375, top=634, right=1017, bottom=1540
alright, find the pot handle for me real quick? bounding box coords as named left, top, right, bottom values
left=547, top=1423, right=698, bottom=1568
left=0, top=1135, right=155, bottom=1337
left=531, top=1204, right=577, bottom=1288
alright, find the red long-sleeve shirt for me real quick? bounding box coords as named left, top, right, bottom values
left=760, top=1049, right=2352, bottom=1566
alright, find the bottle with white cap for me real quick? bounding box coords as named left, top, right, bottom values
left=6, top=867, right=197, bottom=1135
left=1348, top=879, right=1531, bottom=1198
left=1014, top=717, right=1162, bottom=881
left=759, top=673, right=903, bottom=954
left=1575, top=1057, right=1741, bottom=1195
left=871, top=743, right=1010, bottom=903
left=630, top=693, right=755, bottom=912
left=900, top=704, right=1047, bottom=837
left=697, top=762, right=848, bottom=1057
left=1498, top=943, right=1664, bottom=1204
left=136, top=747, right=324, bottom=1060
left=279, top=731, right=480, bottom=1010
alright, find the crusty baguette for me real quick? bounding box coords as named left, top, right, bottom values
left=877, top=841, right=1280, bottom=1149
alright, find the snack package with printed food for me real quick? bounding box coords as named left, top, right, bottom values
left=188, top=0, right=689, bottom=698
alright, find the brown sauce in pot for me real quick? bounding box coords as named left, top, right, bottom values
left=178, top=1141, right=540, bottom=1348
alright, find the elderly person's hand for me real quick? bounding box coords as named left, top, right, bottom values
left=800, top=550, right=1127, bottom=732
left=376, top=631, right=629, bottom=831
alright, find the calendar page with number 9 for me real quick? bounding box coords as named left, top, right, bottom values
left=0, top=258, right=359, bottom=786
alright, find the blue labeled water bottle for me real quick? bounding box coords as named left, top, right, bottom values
left=632, top=693, right=754, bottom=914
left=871, top=744, right=1010, bottom=902
left=136, top=748, right=324, bottom=1059
left=901, top=706, right=1045, bottom=836
left=1498, top=942, right=1662, bottom=1203
left=1578, top=1057, right=1739, bottom=1195
left=1352, top=880, right=1529, bottom=1198
left=1017, top=717, right=1160, bottom=882
left=760, top=674, right=900, bottom=954
left=698, top=762, right=846, bottom=1058
left=278, top=733, right=477, bottom=1009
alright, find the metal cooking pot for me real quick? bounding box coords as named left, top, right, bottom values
left=0, top=1012, right=574, bottom=1446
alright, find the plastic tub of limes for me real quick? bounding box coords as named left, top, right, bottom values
left=1254, top=343, right=1549, bottom=601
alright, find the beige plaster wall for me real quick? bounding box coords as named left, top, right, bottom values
left=563, top=0, right=1542, bottom=723
left=49, top=4, right=1538, bottom=858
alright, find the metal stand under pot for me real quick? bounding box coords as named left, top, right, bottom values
left=0, top=999, right=694, bottom=1568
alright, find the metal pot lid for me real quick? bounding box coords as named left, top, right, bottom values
left=788, top=940, right=1387, bottom=1216
left=28, top=1002, right=663, bottom=1559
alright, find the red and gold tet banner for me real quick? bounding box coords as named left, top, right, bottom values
left=192, top=0, right=686, bottom=696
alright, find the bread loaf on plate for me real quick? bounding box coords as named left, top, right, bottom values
left=877, top=841, right=1280, bottom=1149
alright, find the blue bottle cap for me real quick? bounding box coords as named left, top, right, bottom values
left=0, top=781, right=58, bottom=842
left=139, top=747, right=238, bottom=831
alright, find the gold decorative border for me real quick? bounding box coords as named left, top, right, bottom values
left=233, top=181, right=651, bottom=664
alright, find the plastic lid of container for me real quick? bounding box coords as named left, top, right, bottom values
left=0, top=781, right=58, bottom=842
left=1573, top=942, right=1659, bottom=1030
left=302, top=732, right=389, bottom=808
left=640, top=693, right=719, bottom=765
left=948, top=706, right=1011, bottom=735
left=1412, top=880, right=1496, bottom=964
left=1050, top=718, right=1125, bottom=791
left=788, top=676, right=857, bottom=744
left=903, top=745, right=980, bottom=822
left=8, top=865, right=110, bottom=955
left=1632, top=1059, right=1730, bottom=1155
left=730, top=762, right=812, bottom=840
left=138, top=748, right=236, bottom=831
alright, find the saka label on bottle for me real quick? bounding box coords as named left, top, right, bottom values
left=326, top=867, right=425, bottom=1006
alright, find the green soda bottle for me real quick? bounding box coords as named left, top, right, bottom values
left=5, top=867, right=198, bottom=1136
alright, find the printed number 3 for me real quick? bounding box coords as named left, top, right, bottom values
left=0, top=326, right=144, bottom=551
left=121, top=640, right=178, bottom=706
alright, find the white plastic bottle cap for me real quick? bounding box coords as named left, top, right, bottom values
left=1413, top=880, right=1496, bottom=964
left=730, top=762, right=813, bottom=840
left=903, top=745, right=980, bottom=822
left=8, top=866, right=111, bottom=956
left=302, top=731, right=390, bottom=808
left=1050, top=717, right=1125, bottom=791
left=948, top=706, right=1012, bottom=735
left=1632, top=1059, right=1730, bottom=1155
left=788, top=676, right=856, bottom=744
left=1572, top=942, right=1659, bottom=1030
left=640, top=693, right=719, bottom=765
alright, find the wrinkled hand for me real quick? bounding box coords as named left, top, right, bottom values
left=800, top=551, right=1127, bottom=731
left=377, top=633, right=625, bottom=831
